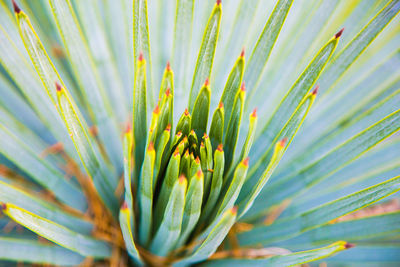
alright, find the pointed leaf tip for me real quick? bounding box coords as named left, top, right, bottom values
left=251, top=108, right=257, bottom=118
left=243, top=157, right=250, bottom=166
left=195, top=156, right=200, bottom=164
left=203, top=133, right=209, bottom=139
left=148, top=142, right=155, bottom=151
left=217, top=143, right=223, bottom=151
left=344, top=242, right=355, bottom=249
left=335, top=28, right=344, bottom=38
left=231, top=206, right=238, bottom=214
left=218, top=102, right=224, bottom=109
left=196, top=170, right=203, bottom=178
left=166, top=124, right=171, bottom=132
left=240, top=81, right=246, bottom=91
left=165, top=88, right=171, bottom=97
left=55, top=82, right=62, bottom=92
left=12, top=0, right=21, bottom=13
left=279, top=137, right=288, bottom=148
left=184, top=108, right=190, bottom=116
left=125, top=123, right=131, bottom=133
left=153, top=104, right=160, bottom=114
left=166, top=61, right=171, bottom=71
left=204, top=78, right=210, bottom=87
left=121, top=201, right=128, bottom=210
left=216, top=0, right=222, bottom=6
left=312, top=85, right=319, bottom=95
left=240, top=47, right=245, bottom=58
left=138, top=51, right=144, bottom=61
left=179, top=175, right=187, bottom=184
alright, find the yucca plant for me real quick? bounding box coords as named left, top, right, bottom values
left=0, top=0, right=399, bottom=266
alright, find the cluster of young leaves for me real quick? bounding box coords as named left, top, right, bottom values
left=0, top=0, right=399, bottom=266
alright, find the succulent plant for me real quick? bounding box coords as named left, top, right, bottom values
left=0, top=0, right=399, bottom=266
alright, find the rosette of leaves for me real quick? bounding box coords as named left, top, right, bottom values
left=0, top=0, right=400, bottom=266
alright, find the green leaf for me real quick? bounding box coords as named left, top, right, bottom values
left=0, top=180, right=92, bottom=235
left=209, top=103, right=224, bottom=152
left=138, top=143, right=156, bottom=245
left=176, top=109, right=192, bottom=137
left=191, top=81, right=211, bottom=141
left=154, top=150, right=181, bottom=230
left=133, top=55, right=148, bottom=176
left=74, top=0, right=127, bottom=121
left=223, top=85, right=245, bottom=172
left=238, top=175, right=400, bottom=246
left=239, top=91, right=316, bottom=216
left=200, top=146, right=224, bottom=226
left=253, top=32, right=340, bottom=160
left=133, top=0, right=154, bottom=106
left=3, top=203, right=111, bottom=258
left=0, top=124, right=87, bottom=212
left=49, top=0, right=123, bottom=169
left=150, top=176, right=187, bottom=256
left=0, top=237, right=84, bottom=266
left=284, top=211, right=400, bottom=246
left=237, top=139, right=287, bottom=218
left=14, top=9, right=61, bottom=106
left=249, top=108, right=400, bottom=218
left=0, top=24, right=76, bottom=158
left=219, top=53, right=244, bottom=132
left=56, top=84, right=119, bottom=216
left=239, top=109, right=258, bottom=161
left=201, top=241, right=350, bottom=267
left=244, top=0, right=293, bottom=94
left=188, top=2, right=222, bottom=111
left=172, top=0, right=194, bottom=96
left=175, top=170, right=204, bottom=249
left=153, top=125, right=171, bottom=188
left=175, top=207, right=237, bottom=266
left=119, top=204, right=142, bottom=265
left=318, top=0, right=400, bottom=93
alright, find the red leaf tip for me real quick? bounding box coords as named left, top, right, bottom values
left=165, top=88, right=171, bottom=97
left=251, top=108, right=257, bottom=118
left=216, top=0, right=222, bottom=6
left=166, top=124, right=171, bottom=132
left=200, top=141, right=205, bottom=148
left=218, top=102, right=224, bottom=109
left=148, top=142, right=154, bottom=151
left=184, top=108, right=190, bottom=116
left=335, top=28, right=344, bottom=39
left=179, top=175, right=186, bottom=184
left=312, top=84, right=319, bottom=95
left=55, top=82, right=62, bottom=92
left=196, top=170, right=203, bottom=178
left=204, top=78, right=210, bottom=87
left=203, top=133, right=209, bottom=139
left=138, top=51, right=144, bottom=61
left=279, top=137, right=288, bottom=148
left=12, top=0, right=21, bottom=13
left=242, top=157, right=249, bottom=166
left=166, top=61, right=171, bottom=71
left=176, top=131, right=182, bottom=138
left=153, top=104, right=160, bottom=114
left=195, top=156, right=200, bottom=164
left=240, top=47, right=245, bottom=58
left=121, top=201, right=128, bottom=210
left=125, top=123, right=131, bottom=133
left=231, top=206, right=238, bottom=215
left=240, top=81, right=246, bottom=92
left=344, top=243, right=355, bottom=249
left=217, top=143, right=223, bottom=152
